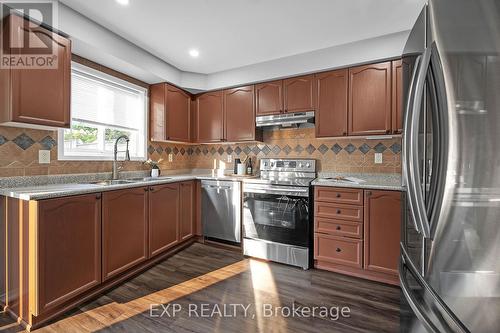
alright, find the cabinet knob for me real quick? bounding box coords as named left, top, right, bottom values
left=96, top=194, right=101, bottom=200
left=336, top=248, right=342, bottom=252
left=386, top=129, right=391, bottom=134
left=342, top=132, right=347, bottom=136
left=336, top=209, right=341, bottom=214
left=336, top=225, right=341, bottom=230
left=367, top=191, right=372, bottom=196
left=336, top=193, right=341, bottom=198
left=145, top=187, right=149, bottom=192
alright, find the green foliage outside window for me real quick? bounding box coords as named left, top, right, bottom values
left=64, top=124, right=98, bottom=143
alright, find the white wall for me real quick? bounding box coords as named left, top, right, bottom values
left=58, top=3, right=408, bottom=92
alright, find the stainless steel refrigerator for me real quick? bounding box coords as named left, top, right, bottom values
left=400, top=1, right=500, bottom=332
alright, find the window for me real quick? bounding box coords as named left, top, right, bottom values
left=58, top=62, right=147, bottom=161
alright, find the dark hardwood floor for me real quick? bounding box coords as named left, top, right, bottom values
left=0, top=243, right=401, bottom=332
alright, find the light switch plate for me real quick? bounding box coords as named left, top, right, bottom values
left=227, top=155, right=232, bottom=163
left=39, top=150, right=50, bottom=164
left=168, top=153, right=173, bottom=162
left=375, top=153, right=383, bottom=164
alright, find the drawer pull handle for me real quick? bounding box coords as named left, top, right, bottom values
left=336, top=248, right=342, bottom=252
left=336, top=193, right=341, bottom=198
left=336, top=226, right=341, bottom=230
left=336, top=209, right=341, bottom=214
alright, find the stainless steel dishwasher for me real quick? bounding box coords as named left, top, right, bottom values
left=201, top=180, right=241, bottom=243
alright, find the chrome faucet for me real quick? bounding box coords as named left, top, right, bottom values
left=112, top=135, right=130, bottom=180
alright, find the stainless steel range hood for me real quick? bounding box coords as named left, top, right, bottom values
left=255, top=111, right=315, bottom=128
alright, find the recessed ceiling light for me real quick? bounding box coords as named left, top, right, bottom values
left=116, top=0, right=129, bottom=5
left=189, top=49, right=200, bottom=58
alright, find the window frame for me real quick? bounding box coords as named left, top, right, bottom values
left=58, top=62, right=149, bottom=161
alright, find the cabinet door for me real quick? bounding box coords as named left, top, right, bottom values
left=255, top=80, right=283, bottom=116
left=179, top=181, right=195, bottom=241
left=283, top=74, right=315, bottom=112
left=150, top=83, right=166, bottom=141
left=37, top=194, right=101, bottom=314
left=9, top=15, right=71, bottom=127
left=392, top=60, right=403, bottom=134
left=224, top=85, right=256, bottom=142
left=363, top=190, right=401, bottom=275
left=102, top=187, right=148, bottom=281
left=314, top=69, right=348, bottom=137
left=149, top=183, right=179, bottom=257
left=348, top=62, right=392, bottom=136
left=196, top=91, right=224, bottom=142
left=167, top=84, right=191, bottom=141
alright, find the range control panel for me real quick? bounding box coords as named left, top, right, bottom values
left=259, top=158, right=316, bottom=173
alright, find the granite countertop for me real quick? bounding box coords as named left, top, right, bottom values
left=312, top=172, right=404, bottom=191
left=0, top=170, right=258, bottom=201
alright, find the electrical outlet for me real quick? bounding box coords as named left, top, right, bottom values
left=374, top=153, right=383, bottom=164
left=168, top=153, right=173, bottom=162
left=227, top=155, right=232, bottom=163
left=39, top=150, right=50, bottom=164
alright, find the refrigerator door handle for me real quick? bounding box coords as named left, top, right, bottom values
left=408, top=46, right=432, bottom=238
left=400, top=245, right=471, bottom=333
left=404, top=55, right=423, bottom=234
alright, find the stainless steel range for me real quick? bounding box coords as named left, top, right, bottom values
left=242, top=158, right=316, bottom=269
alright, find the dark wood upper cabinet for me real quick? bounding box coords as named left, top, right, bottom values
left=150, top=83, right=191, bottom=142
left=196, top=90, right=224, bottom=142
left=37, top=194, right=101, bottom=314
left=149, top=183, right=180, bottom=257
left=0, top=14, right=71, bottom=128
left=348, top=61, right=392, bottom=136
left=102, top=187, right=148, bottom=281
left=314, top=69, right=348, bottom=137
left=255, top=80, right=283, bottom=116
left=149, top=84, right=166, bottom=141
left=179, top=181, right=195, bottom=241
left=283, top=74, right=315, bottom=112
left=392, top=60, right=403, bottom=134
left=363, top=190, right=401, bottom=276
left=166, top=84, right=191, bottom=141
left=224, top=85, right=261, bottom=142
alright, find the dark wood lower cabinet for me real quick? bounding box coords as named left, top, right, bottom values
left=102, top=187, right=148, bottom=281
left=37, top=194, right=101, bottom=315
left=149, top=183, right=180, bottom=257
left=179, top=181, right=195, bottom=241
left=314, top=186, right=401, bottom=285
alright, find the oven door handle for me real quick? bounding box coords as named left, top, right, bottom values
left=244, top=187, right=309, bottom=197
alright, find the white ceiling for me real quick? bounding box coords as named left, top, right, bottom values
left=60, top=0, right=425, bottom=75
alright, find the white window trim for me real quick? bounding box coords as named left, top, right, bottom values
left=58, top=62, right=149, bottom=161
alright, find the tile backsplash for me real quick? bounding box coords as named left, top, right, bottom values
left=0, top=126, right=401, bottom=178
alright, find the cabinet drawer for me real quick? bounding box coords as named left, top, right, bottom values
left=314, top=202, right=363, bottom=222
left=314, top=233, right=362, bottom=268
left=315, top=186, right=363, bottom=205
left=315, top=218, right=362, bottom=239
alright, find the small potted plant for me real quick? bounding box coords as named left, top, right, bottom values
left=144, top=158, right=163, bottom=177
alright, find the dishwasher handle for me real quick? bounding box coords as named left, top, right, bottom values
left=201, top=185, right=233, bottom=190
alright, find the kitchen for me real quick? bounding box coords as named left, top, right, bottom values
left=0, top=0, right=498, bottom=332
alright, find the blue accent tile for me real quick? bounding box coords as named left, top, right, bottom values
left=155, top=146, right=164, bottom=154
left=235, top=146, right=242, bottom=155
left=187, top=147, right=194, bottom=155
left=306, top=144, right=316, bottom=155
left=217, top=147, right=224, bottom=155
left=13, top=133, right=35, bottom=150
left=294, top=145, right=304, bottom=154
left=271, top=145, right=281, bottom=155
left=210, top=147, right=216, bottom=155
left=202, top=147, right=209, bottom=155
left=390, top=143, right=401, bottom=154
left=226, top=146, right=233, bottom=155
left=165, top=146, right=172, bottom=154
left=331, top=143, right=342, bottom=154
left=180, top=147, right=186, bottom=155
left=148, top=145, right=155, bottom=155
left=344, top=143, right=356, bottom=154
left=39, top=136, right=56, bottom=150
left=359, top=143, right=371, bottom=154
left=374, top=143, right=387, bottom=153
left=243, top=146, right=251, bottom=155
left=173, top=147, right=180, bottom=155
left=261, top=145, right=271, bottom=155
left=318, top=144, right=329, bottom=154
left=283, top=144, right=292, bottom=155
left=0, top=135, right=6, bottom=145
left=251, top=146, right=261, bottom=155
left=195, top=147, right=201, bottom=155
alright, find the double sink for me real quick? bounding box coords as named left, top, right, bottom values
left=85, top=176, right=172, bottom=186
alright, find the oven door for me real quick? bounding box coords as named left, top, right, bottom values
left=243, top=184, right=310, bottom=248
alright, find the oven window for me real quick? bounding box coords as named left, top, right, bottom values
left=243, top=193, right=310, bottom=247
